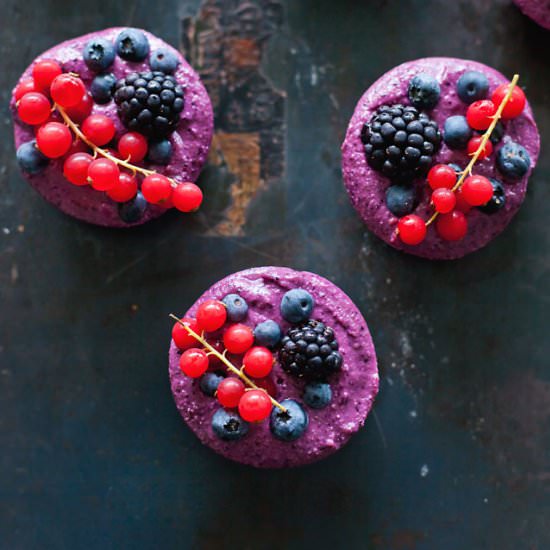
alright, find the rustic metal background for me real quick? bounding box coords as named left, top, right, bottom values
left=1, top=0, right=549, bottom=548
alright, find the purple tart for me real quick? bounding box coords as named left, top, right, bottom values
left=168, top=267, right=379, bottom=468
left=514, top=0, right=550, bottom=29
left=342, top=57, right=540, bottom=260
left=11, top=27, right=213, bottom=227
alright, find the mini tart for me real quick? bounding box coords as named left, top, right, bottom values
left=168, top=267, right=379, bottom=468
left=342, top=57, right=540, bottom=260
left=514, top=0, right=550, bottom=29
left=11, top=27, right=213, bottom=227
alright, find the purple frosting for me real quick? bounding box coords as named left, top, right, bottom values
left=342, top=57, right=540, bottom=260
left=514, top=0, right=550, bottom=29
left=11, top=28, right=213, bottom=228
left=168, top=267, right=379, bottom=469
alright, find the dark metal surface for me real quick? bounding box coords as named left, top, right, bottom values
left=1, top=0, right=549, bottom=548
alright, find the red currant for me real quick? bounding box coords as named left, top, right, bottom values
left=172, top=182, right=203, bottom=212
left=436, top=211, right=468, bottom=241
left=117, top=132, right=148, bottom=162
left=467, top=136, right=493, bottom=159
left=208, top=340, right=225, bottom=368
left=238, top=389, right=272, bottom=422
left=14, top=78, right=37, bottom=101
left=141, top=174, right=173, bottom=204
left=36, top=122, right=72, bottom=158
left=32, top=60, right=62, bottom=91
left=63, top=92, right=93, bottom=123
left=50, top=74, right=86, bottom=108
left=492, top=83, right=526, bottom=120
left=217, top=377, right=245, bottom=408
left=254, top=376, right=278, bottom=398
left=427, top=164, right=457, bottom=190
left=196, top=300, right=227, bottom=332
left=461, top=175, right=494, bottom=206
left=106, top=172, right=138, bottom=202
left=454, top=188, right=472, bottom=213
left=63, top=152, right=93, bottom=186
left=82, top=115, right=116, bottom=146
left=179, top=348, right=209, bottom=378
left=432, top=188, right=456, bottom=214
left=223, top=324, right=254, bottom=354
left=17, top=92, right=51, bottom=125
left=397, top=215, right=427, bottom=246
left=243, top=347, right=274, bottom=378
left=466, top=100, right=496, bottom=131
left=87, top=158, right=119, bottom=191
left=172, top=318, right=200, bottom=350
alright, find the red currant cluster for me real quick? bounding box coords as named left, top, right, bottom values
left=15, top=59, right=202, bottom=212
left=397, top=81, right=526, bottom=246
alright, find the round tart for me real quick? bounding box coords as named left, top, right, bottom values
left=513, top=0, right=550, bottom=29
left=168, top=267, right=379, bottom=468
left=342, top=57, right=540, bottom=260
left=11, top=27, right=213, bottom=227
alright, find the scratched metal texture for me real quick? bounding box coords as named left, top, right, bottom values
left=1, top=0, right=549, bottom=549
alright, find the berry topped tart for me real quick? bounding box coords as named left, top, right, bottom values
left=11, top=28, right=213, bottom=227
left=168, top=267, right=378, bottom=468
left=513, top=0, right=550, bottom=29
left=342, top=58, right=540, bottom=260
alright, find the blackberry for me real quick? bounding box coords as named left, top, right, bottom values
left=361, top=104, right=441, bottom=184
left=113, top=71, right=184, bottom=139
left=278, top=320, right=342, bottom=381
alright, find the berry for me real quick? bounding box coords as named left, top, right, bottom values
left=117, top=132, right=148, bottom=162
left=114, top=71, right=184, bottom=139
left=223, top=324, right=254, bottom=354
left=253, top=320, right=282, bottom=348
left=200, top=371, right=225, bottom=397
left=90, top=73, right=116, bottom=104
left=254, top=376, right=278, bottom=398
left=467, top=136, right=493, bottom=159
left=436, top=211, right=468, bottom=241
left=212, top=409, right=249, bottom=441
left=32, top=59, right=62, bottom=91
left=217, top=377, right=246, bottom=408
left=141, top=174, right=172, bottom=204
left=479, top=120, right=505, bottom=145
left=87, top=158, right=119, bottom=191
left=147, top=139, right=173, bottom=164
left=279, top=319, right=342, bottom=380
left=397, top=214, right=426, bottom=245
left=118, top=191, right=147, bottom=223
left=466, top=100, right=496, bottom=131
left=115, top=28, right=150, bottom=61
left=172, top=317, right=200, bottom=350
left=63, top=152, right=93, bottom=185
left=16, top=140, right=49, bottom=175
left=14, top=78, right=37, bottom=101
left=427, top=164, right=457, bottom=190
left=407, top=73, right=440, bottom=110
left=106, top=172, right=138, bottom=202
left=243, top=347, right=273, bottom=378
left=362, top=104, right=441, bottom=183
left=150, top=47, right=180, bottom=73
left=196, top=300, right=227, bottom=332
left=82, top=114, right=116, bottom=146
left=35, top=122, right=72, bottom=158
left=50, top=74, right=86, bottom=108
left=17, top=92, right=51, bottom=125
left=280, top=288, right=314, bottom=323
left=270, top=399, right=308, bottom=441
left=63, top=92, right=93, bottom=123
left=496, top=141, right=531, bottom=181
left=238, top=390, right=272, bottom=422
left=385, top=184, right=418, bottom=217
left=432, top=188, right=456, bottom=214
left=443, top=115, right=473, bottom=149
left=478, top=178, right=506, bottom=215
left=221, top=294, right=248, bottom=322
left=492, top=83, right=526, bottom=120
left=456, top=71, right=489, bottom=104
left=303, top=382, right=332, bottom=409
left=172, top=182, right=203, bottom=212
left=461, top=175, right=494, bottom=206
left=179, top=348, right=209, bottom=378
left=83, top=37, right=116, bottom=72
left=455, top=188, right=472, bottom=214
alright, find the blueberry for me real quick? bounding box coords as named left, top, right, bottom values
left=212, top=409, right=249, bottom=441
left=407, top=74, right=440, bottom=110
left=270, top=399, right=309, bottom=441
left=221, top=293, right=248, bottom=322
left=456, top=71, right=489, bottom=104
left=476, top=121, right=505, bottom=145
left=448, top=163, right=462, bottom=175
left=443, top=115, right=472, bottom=149
left=115, top=28, right=150, bottom=62
left=385, top=184, right=418, bottom=217
left=150, top=47, right=180, bottom=74
left=254, top=320, right=282, bottom=348
left=90, top=73, right=116, bottom=104
left=478, top=178, right=506, bottom=215
left=303, top=382, right=332, bottom=409
left=16, top=140, right=48, bottom=175
left=83, top=37, right=116, bottom=72
left=147, top=140, right=173, bottom=165
left=199, top=371, right=225, bottom=397
left=280, top=289, right=314, bottom=324
left=118, top=191, right=147, bottom=223
left=497, top=141, right=531, bottom=181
